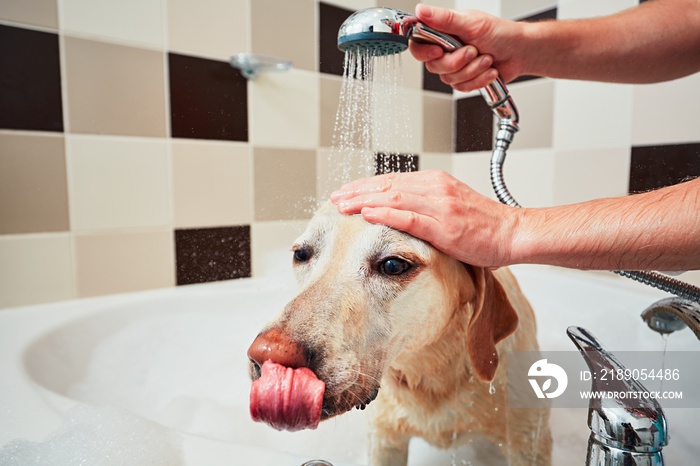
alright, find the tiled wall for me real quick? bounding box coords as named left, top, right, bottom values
left=1, top=0, right=698, bottom=308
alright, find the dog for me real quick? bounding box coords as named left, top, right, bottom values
left=247, top=202, right=551, bottom=465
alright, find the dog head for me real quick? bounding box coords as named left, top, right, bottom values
left=247, top=203, right=518, bottom=421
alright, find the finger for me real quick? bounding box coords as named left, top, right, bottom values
left=408, top=41, right=445, bottom=62
left=360, top=207, right=443, bottom=245
left=451, top=68, right=499, bottom=93
left=415, top=4, right=475, bottom=41
left=440, top=54, right=493, bottom=86
left=336, top=190, right=442, bottom=218
left=424, top=45, right=479, bottom=75
left=330, top=174, right=396, bottom=203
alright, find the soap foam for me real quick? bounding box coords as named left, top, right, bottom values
left=0, top=404, right=183, bottom=466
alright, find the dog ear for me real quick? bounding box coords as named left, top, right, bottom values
left=465, top=267, right=519, bottom=382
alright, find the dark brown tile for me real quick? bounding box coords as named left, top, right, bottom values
left=319, top=2, right=353, bottom=76
left=175, top=225, right=251, bottom=285
left=629, top=143, right=700, bottom=193
left=169, top=53, right=248, bottom=141
left=0, top=25, right=63, bottom=131
left=455, top=96, right=493, bottom=152
left=516, top=8, right=557, bottom=22
left=423, top=64, right=452, bottom=94
left=375, top=153, right=419, bottom=175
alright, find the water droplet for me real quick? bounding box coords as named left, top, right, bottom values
left=489, top=382, right=496, bottom=395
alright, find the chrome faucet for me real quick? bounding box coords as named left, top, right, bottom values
left=567, top=326, right=669, bottom=466
left=641, top=297, right=700, bottom=340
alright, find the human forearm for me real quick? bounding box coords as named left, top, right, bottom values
left=510, top=178, right=700, bottom=270
left=518, top=0, right=700, bottom=83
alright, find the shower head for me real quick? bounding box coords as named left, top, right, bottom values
left=337, top=7, right=519, bottom=126
left=337, top=7, right=461, bottom=56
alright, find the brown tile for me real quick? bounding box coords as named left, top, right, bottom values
left=630, top=143, right=700, bottom=193
left=319, top=2, right=352, bottom=76
left=75, top=231, right=174, bottom=297
left=455, top=95, right=493, bottom=153
left=169, top=53, right=248, bottom=141
left=0, top=0, right=58, bottom=29
left=0, top=25, right=63, bottom=132
left=423, top=93, right=454, bottom=153
left=254, top=147, right=317, bottom=221
left=251, top=0, right=316, bottom=73
left=64, top=37, right=166, bottom=137
left=423, top=64, right=453, bottom=94
left=175, top=226, right=251, bottom=285
left=375, top=153, right=419, bottom=175
left=0, top=133, right=69, bottom=234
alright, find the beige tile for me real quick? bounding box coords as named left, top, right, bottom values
left=499, top=148, right=556, bottom=207
left=172, top=140, right=252, bottom=228
left=250, top=220, right=308, bottom=278
left=254, top=147, right=317, bottom=221
left=250, top=69, right=319, bottom=149
left=64, top=37, right=166, bottom=137
left=558, top=0, right=637, bottom=20
left=420, top=152, right=452, bottom=172
left=0, top=133, right=69, bottom=234
left=167, top=0, right=248, bottom=60
left=320, top=0, right=376, bottom=10
left=371, top=85, right=423, bottom=155
left=509, top=79, right=554, bottom=150
left=632, top=73, right=700, bottom=146
left=423, top=93, right=454, bottom=153
left=0, top=234, right=74, bottom=308
left=451, top=151, right=495, bottom=199
left=316, top=147, right=375, bottom=201
left=75, top=230, right=174, bottom=297
left=251, top=0, right=316, bottom=72
left=60, top=0, right=164, bottom=48
left=501, top=0, right=556, bottom=19
left=0, top=0, right=58, bottom=29
left=320, top=75, right=342, bottom=148
left=553, top=148, right=630, bottom=205
left=455, top=0, right=500, bottom=17
left=67, top=136, right=170, bottom=231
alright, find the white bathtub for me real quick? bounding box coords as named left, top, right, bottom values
left=1, top=259, right=698, bottom=465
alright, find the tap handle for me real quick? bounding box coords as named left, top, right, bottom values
left=567, top=326, right=669, bottom=452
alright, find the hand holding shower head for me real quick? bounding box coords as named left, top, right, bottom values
left=337, top=7, right=520, bottom=207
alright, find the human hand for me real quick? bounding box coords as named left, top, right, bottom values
left=409, top=3, right=525, bottom=91
left=330, top=170, right=521, bottom=268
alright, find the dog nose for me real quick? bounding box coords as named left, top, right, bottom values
left=247, top=328, right=312, bottom=370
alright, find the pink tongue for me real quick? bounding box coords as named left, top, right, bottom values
left=249, top=360, right=325, bottom=432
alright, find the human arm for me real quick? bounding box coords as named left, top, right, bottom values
left=411, top=0, right=700, bottom=91
left=330, top=170, right=700, bottom=271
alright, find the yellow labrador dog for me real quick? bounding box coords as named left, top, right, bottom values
left=248, top=202, right=551, bottom=465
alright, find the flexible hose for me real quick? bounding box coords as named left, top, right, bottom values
left=489, top=138, right=700, bottom=304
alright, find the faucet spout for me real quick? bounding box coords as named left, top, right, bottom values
left=641, top=297, right=700, bottom=340
left=567, top=326, right=668, bottom=466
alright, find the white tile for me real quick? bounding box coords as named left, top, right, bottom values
left=249, top=69, right=319, bottom=149
left=455, top=0, right=500, bottom=17
left=451, top=151, right=496, bottom=199
left=172, top=140, right=252, bottom=228
left=67, top=136, right=170, bottom=231
left=553, top=148, right=631, bottom=205
left=553, top=80, right=634, bottom=151
left=167, top=0, right=248, bottom=61
left=420, top=152, right=453, bottom=172
left=250, top=220, right=308, bottom=278
left=509, top=79, right=554, bottom=150
left=60, top=0, right=164, bottom=48
left=0, top=234, right=74, bottom=308
left=632, top=73, right=700, bottom=146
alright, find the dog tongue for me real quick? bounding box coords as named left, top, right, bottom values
left=250, top=360, right=325, bottom=432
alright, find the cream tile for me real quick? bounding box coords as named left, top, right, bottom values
left=172, top=140, right=252, bottom=228
left=67, top=136, right=170, bottom=231
left=251, top=0, right=316, bottom=72
left=64, top=37, right=167, bottom=137
left=420, top=152, right=452, bottom=172
left=254, top=147, right=317, bottom=221
left=553, top=148, right=630, bottom=205
left=0, top=234, right=74, bottom=308
left=0, top=133, right=69, bottom=234
left=75, top=230, right=174, bottom=297
left=60, top=0, right=164, bottom=48
left=321, top=0, right=376, bottom=10
left=558, top=0, right=637, bottom=19
left=501, top=0, right=556, bottom=19
left=250, top=220, right=308, bottom=278
left=455, top=0, right=500, bottom=17
left=632, top=73, right=700, bottom=146
left=320, top=74, right=342, bottom=148
left=371, top=86, right=423, bottom=155
left=423, top=93, right=454, bottom=153
left=167, top=0, right=248, bottom=60
left=451, top=151, right=495, bottom=199
left=250, top=69, right=319, bottom=149
left=0, top=0, right=58, bottom=29
left=509, top=79, right=554, bottom=150
left=317, top=147, right=376, bottom=201
left=553, top=80, right=633, bottom=151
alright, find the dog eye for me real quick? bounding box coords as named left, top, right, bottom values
left=293, top=248, right=312, bottom=263
left=379, top=258, right=412, bottom=276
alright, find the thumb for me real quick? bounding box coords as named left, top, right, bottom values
left=415, top=4, right=480, bottom=43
